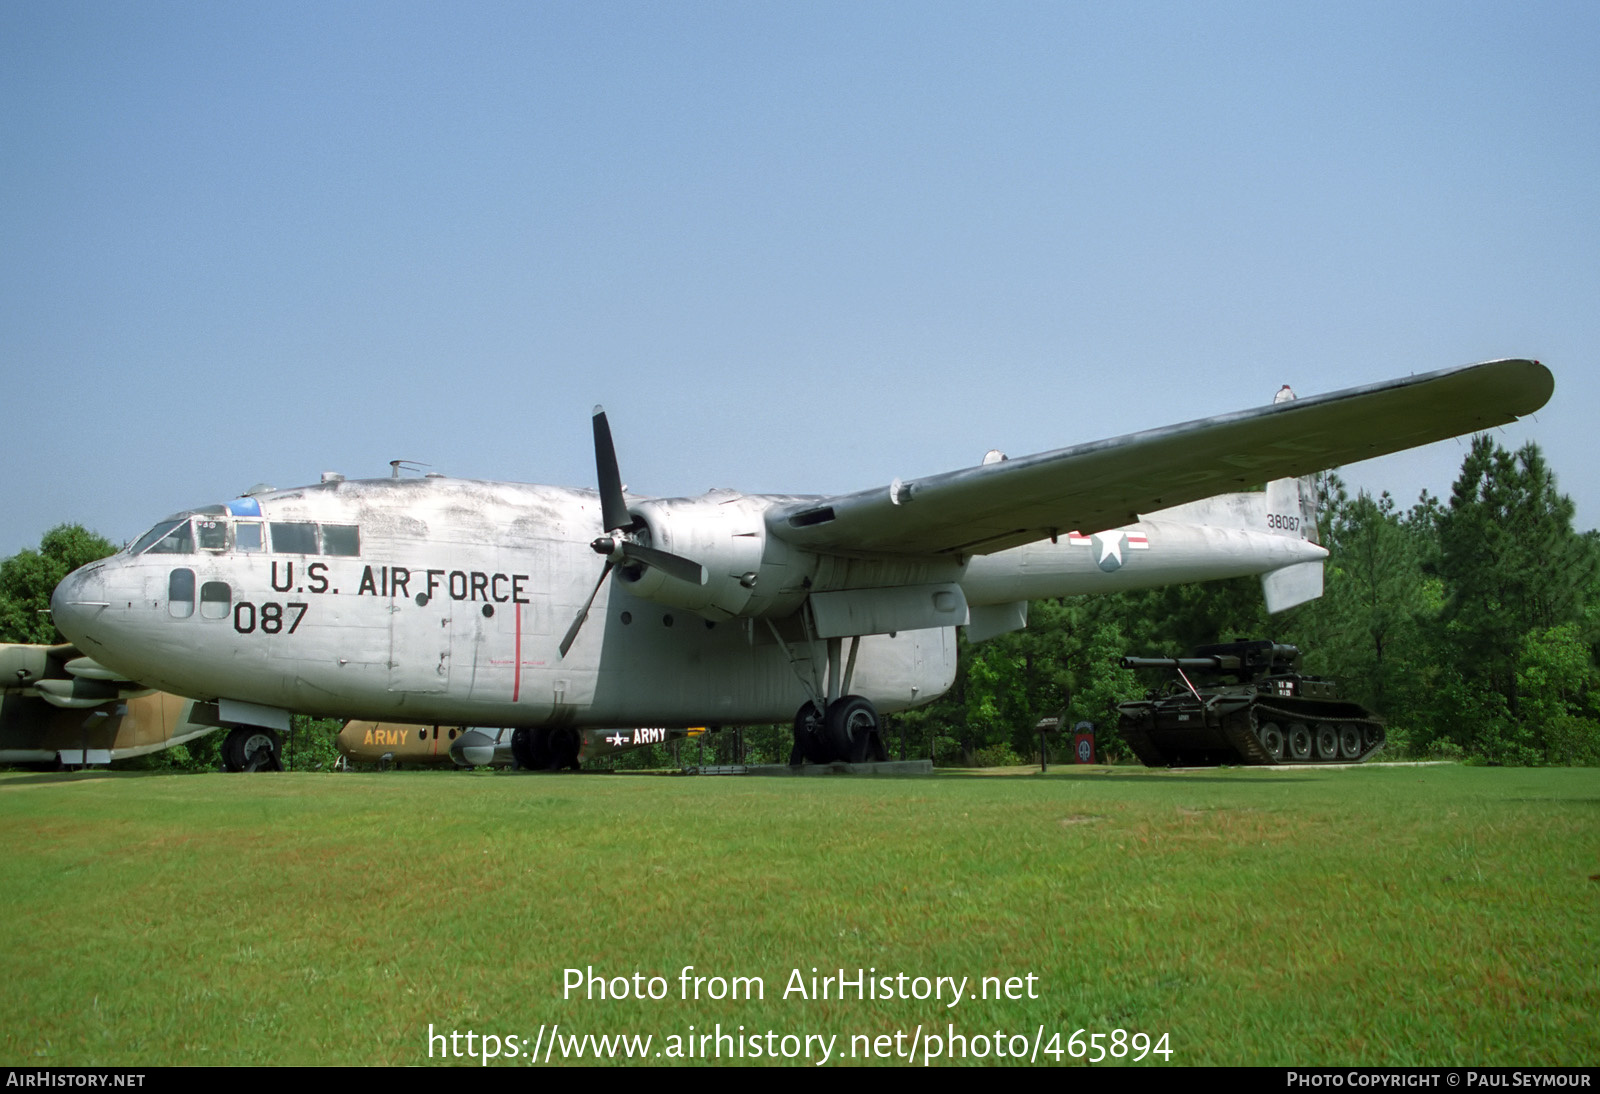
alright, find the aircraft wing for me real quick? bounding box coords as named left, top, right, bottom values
left=767, top=358, right=1553, bottom=557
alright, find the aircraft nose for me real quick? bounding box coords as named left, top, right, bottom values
left=51, top=564, right=108, bottom=646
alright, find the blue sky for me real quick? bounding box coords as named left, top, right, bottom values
left=3, top=1, right=1595, bottom=556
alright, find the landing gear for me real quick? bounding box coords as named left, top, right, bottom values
left=826, top=695, right=887, bottom=763
left=547, top=727, right=582, bottom=771
left=223, top=727, right=283, bottom=772
left=791, top=696, right=886, bottom=764
left=510, top=726, right=582, bottom=771
left=790, top=702, right=830, bottom=765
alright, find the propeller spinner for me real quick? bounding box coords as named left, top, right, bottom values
left=558, top=407, right=707, bottom=658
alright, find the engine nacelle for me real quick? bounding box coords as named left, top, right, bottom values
left=618, top=492, right=799, bottom=620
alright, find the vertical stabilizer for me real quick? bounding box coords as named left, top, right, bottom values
left=1259, top=385, right=1323, bottom=611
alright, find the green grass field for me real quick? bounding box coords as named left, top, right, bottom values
left=0, top=763, right=1594, bottom=1067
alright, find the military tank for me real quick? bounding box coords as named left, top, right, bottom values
left=1114, top=639, right=1383, bottom=766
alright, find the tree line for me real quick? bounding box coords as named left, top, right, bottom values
left=5, top=435, right=1596, bottom=768
left=893, top=435, right=1600, bottom=767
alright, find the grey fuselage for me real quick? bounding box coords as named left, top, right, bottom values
left=52, top=474, right=1322, bottom=730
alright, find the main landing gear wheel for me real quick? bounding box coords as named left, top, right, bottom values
left=223, top=727, right=283, bottom=773
left=547, top=727, right=582, bottom=771
left=790, top=702, right=831, bottom=765
left=510, top=726, right=551, bottom=770
left=825, top=695, right=886, bottom=764
left=511, top=727, right=581, bottom=771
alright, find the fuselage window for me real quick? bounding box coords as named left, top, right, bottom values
left=200, top=581, right=232, bottom=620
left=169, top=569, right=195, bottom=618
left=321, top=524, right=360, bottom=556
left=235, top=523, right=264, bottom=553
left=197, top=519, right=229, bottom=552
left=136, top=520, right=194, bottom=555
left=269, top=522, right=320, bottom=554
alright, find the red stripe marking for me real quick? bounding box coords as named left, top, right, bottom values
left=513, top=601, right=522, bottom=702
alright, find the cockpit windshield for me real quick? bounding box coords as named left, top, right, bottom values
left=131, top=519, right=193, bottom=555
left=130, top=514, right=359, bottom=557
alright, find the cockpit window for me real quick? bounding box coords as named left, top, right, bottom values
left=321, top=524, right=360, bottom=556
left=130, top=520, right=181, bottom=555
left=269, top=522, right=320, bottom=555
left=136, top=520, right=194, bottom=555
left=235, top=523, right=264, bottom=553
left=196, top=519, right=229, bottom=552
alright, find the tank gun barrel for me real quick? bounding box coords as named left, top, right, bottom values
left=1121, top=656, right=1239, bottom=671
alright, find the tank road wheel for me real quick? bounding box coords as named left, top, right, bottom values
left=790, top=702, right=830, bottom=765
left=1338, top=723, right=1363, bottom=760
left=1286, top=722, right=1312, bottom=762
left=223, top=727, right=282, bottom=773
left=1314, top=723, right=1339, bottom=761
left=825, top=696, right=881, bottom=764
left=1258, top=721, right=1286, bottom=762
left=510, top=727, right=551, bottom=770
left=1363, top=723, right=1384, bottom=750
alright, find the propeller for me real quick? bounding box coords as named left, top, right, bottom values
left=559, top=407, right=707, bottom=658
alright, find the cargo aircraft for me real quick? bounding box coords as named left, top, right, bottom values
left=50, top=359, right=1552, bottom=769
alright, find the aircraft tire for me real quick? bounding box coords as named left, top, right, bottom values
left=792, top=702, right=830, bottom=765
left=825, top=696, right=879, bottom=764
left=548, top=727, right=581, bottom=771
left=223, top=727, right=282, bottom=773
left=510, top=726, right=551, bottom=770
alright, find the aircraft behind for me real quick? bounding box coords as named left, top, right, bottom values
left=0, top=643, right=243, bottom=768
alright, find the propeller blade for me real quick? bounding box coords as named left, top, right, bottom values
left=622, top=543, right=707, bottom=586
left=592, top=406, right=633, bottom=533
left=558, top=559, right=615, bottom=658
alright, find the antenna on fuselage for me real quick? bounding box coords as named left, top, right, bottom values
left=389, top=460, right=431, bottom=479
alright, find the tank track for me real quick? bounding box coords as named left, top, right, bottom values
left=1245, top=701, right=1385, bottom=765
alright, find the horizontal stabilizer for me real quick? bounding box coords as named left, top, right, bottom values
left=1261, top=561, right=1325, bottom=613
